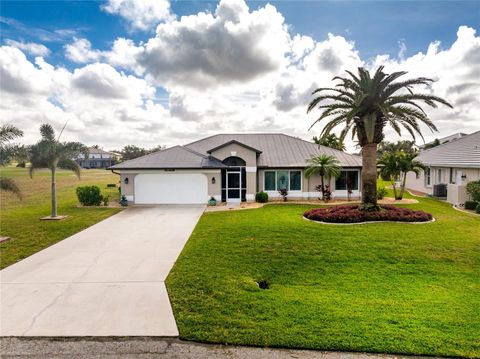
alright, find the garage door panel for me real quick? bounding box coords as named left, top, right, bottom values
left=134, top=173, right=207, bottom=204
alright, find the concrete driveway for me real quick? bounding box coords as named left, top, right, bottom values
left=0, top=205, right=205, bottom=337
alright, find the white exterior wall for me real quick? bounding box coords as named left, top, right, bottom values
left=119, top=169, right=221, bottom=203
left=257, top=168, right=362, bottom=200
left=407, top=166, right=480, bottom=204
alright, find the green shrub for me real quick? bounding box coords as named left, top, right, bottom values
left=76, top=186, right=103, bottom=206
left=102, top=195, right=110, bottom=206
left=466, top=180, right=480, bottom=202
left=377, top=187, right=388, bottom=200
left=465, top=201, right=478, bottom=210
left=106, top=183, right=116, bottom=188
left=255, top=191, right=268, bottom=203
left=476, top=203, right=480, bottom=214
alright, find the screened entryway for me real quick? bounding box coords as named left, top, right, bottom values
left=221, top=156, right=247, bottom=202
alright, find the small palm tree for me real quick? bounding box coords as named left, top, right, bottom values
left=0, top=124, right=24, bottom=199
left=307, top=66, right=452, bottom=208
left=305, top=154, right=341, bottom=201
left=29, top=124, right=88, bottom=218
left=378, top=151, right=425, bottom=200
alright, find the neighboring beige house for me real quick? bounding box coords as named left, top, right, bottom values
left=406, top=131, right=480, bottom=207
left=77, top=147, right=119, bottom=169
left=110, top=134, right=362, bottom=204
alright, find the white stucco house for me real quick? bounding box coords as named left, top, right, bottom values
left=110, top=133, right=362, bottom=204
left=406, top=131, right=480, bottom=206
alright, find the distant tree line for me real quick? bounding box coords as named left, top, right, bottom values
left=116, top=144, right=165, bottom=161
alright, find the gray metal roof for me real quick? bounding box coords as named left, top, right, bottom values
left=110, top=145, right=226, bottom=169
left=416, top=131, right=480, bottom=168
left=185, top=133, right=362, bottom=167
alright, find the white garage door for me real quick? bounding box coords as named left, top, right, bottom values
left=134, top=173, right=208, bottom=204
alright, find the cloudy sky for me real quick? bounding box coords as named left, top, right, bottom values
left=1, top=0, right=479, bottom=151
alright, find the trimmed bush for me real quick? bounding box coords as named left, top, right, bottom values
left=476, top=203, right=480, bottom=214
left=255, top=191, right=268, bottom=203
left=466, top=180, right=480, bottom=202
left=304, top=205, right=432, bottom=223
left=377, top=187, right=388, bottom=200
left=465, top=201, right=479, bottom=210
left=76, top=186, right=103, bottom=206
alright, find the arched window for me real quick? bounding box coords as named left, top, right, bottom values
left=222, top=156, right=246, bottom=167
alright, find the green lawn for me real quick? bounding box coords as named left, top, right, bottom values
left=166, top=190, right=480, bottom=358
left=0, top=167, right=122, bottom=269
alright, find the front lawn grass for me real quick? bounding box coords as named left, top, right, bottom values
left=166, top=191, right=480, bottom=358
left=0, top=167, right=122, bottom=269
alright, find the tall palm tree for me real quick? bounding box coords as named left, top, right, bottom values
left=305, top=154, right=341, bottom=201
left=29, top=124, right=88, bottom=218
left=378, top=151, right=425, bottom=200
left=0, top=124, right=24, bottom=199
left=307, top=66, right=452, bottom=208
left=312, top=133, right=346, bottom=151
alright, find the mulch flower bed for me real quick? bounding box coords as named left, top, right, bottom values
left=304, top=204, right=433, bottom=224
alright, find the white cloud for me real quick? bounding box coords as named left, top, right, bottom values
left=4, top=39, right=50, bottom=57
left=101, top=0, right=174, bottom=31
left=1, top=0, right=479, bottom=152
left=64, top=38, right=102, bottom=63
left=136, top=0, right=290, bottom=88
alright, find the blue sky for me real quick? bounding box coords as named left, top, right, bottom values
left=2, top=1, right=479, bottom=67
left=1, top=0, right=479, bottom=148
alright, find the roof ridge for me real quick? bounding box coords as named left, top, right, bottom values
left=181, top=145, right=210, bottom=159
left=277, top=133, right=360, bottom=158
left=419, top=130, right=479, bottom=155
left=111, top=145, right=173, bottom=167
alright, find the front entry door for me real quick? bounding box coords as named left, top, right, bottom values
left=226, top=171, right=241, bottom=202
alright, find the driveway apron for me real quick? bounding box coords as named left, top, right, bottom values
left=0, top=205, right=205, bottom=336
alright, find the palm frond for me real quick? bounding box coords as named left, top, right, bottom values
left=0, top=176, right=23, bottom=199
left=58, top=158, right=81, bottom=179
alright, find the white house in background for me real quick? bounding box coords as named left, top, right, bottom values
left=419, top=132, right=467, bottom=149
left=110, top=133, right=362, bottom=204
left=77, top=147, right=120, bottom=169
left=406, top=131, right=480, bottom=206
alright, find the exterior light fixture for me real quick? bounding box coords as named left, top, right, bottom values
left=461, top=173, right=467, bottom=180
left=124, top=177, right=129, bottom=185
left=212, top=177, right=216, bottom=184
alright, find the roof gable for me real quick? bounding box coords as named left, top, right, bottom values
left=207, top=140, right=262, bottom=154
left=185, top=133, right=362, bottom=167
left=110, top=145, right=225, bottom=169
left=417, top=131, right=480, bottom=168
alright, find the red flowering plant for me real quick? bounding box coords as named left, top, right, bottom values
left=304, top=205, right=432, bottom=223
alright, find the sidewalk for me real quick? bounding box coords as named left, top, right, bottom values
left=0, top=337, right=445, bottom=359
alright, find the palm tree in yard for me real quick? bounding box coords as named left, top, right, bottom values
left=378, top=151, right=425, bottom=200
left=29, top=124, right=88, bottom=218
left=0, top=124, right=24, bottom=199
left=307, top=66, right=452, bottom=209
left=305, top=154, right=341, bottom=201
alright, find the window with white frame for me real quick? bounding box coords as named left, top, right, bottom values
left=335, top=170, right=359, bottom=190
left=425, top=167, right=431, bottom=187
left=437, top=168, right=443, bottom=184
left=264, top=170, right=301, bottom=191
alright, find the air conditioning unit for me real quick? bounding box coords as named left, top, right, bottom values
left=433, top=184, right=447, bottom=197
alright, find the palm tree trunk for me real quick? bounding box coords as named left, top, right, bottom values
left=399, top=172, right=407, bottom=200
left=361, top=143, right=378, bottom=206
left=392, top=182, right=399, bottom=200
left=320, top=175, right=325, bottom=201
left=51, top=166, right=57, bottom=218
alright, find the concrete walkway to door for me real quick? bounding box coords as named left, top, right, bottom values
left=0, top=205, right=205, bottom=337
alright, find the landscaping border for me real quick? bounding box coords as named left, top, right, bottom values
left=452, top=205, right=480, bottom=217
left=303, top=215, right=436, bottom=226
